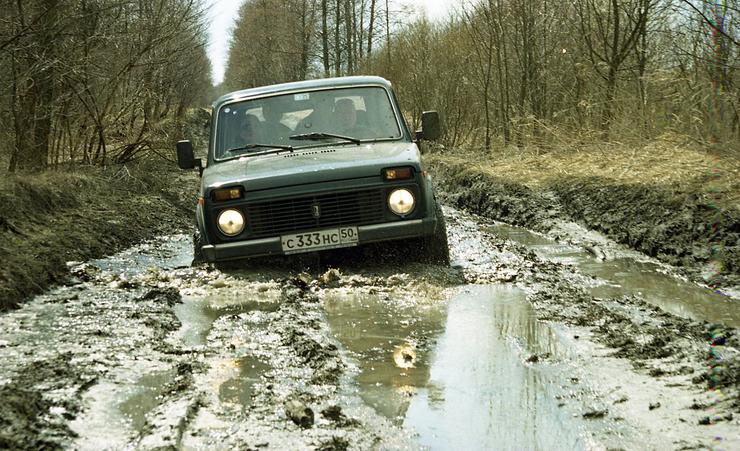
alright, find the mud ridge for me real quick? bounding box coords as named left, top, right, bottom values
left=0, top=164, right=198, bottom=312
left=430, top=159, right=740, bottom=292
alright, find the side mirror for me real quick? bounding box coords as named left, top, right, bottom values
left=176, top=140, right=203, bottom=175
left=176, top=140, right=195, bottom=169
left=416, top=111, right=441, bottom=141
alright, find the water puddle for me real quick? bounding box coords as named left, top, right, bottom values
left=118, top=368, right=177, bottom=434
left=175, top=295, right=280, bottom=347
left=217, top=357, right=270, bottom=408
left=487, top=224, right=739, bottom=327
left=90, top=234, right=193, bottom=277
left=327, top=285, right=626, bottom=449
left=325, top=289, right=446, bottom=420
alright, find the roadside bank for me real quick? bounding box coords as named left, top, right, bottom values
left=0, top=162, right=198, bottom=311
left=427, top=138, right=740, bottom=294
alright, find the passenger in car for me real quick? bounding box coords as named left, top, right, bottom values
left=334, top=98, right=373, bottom=137
left=334, top=98, right=356, bottom=130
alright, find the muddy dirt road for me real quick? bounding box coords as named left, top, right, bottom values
left=1, top=207, right=738, bottom=450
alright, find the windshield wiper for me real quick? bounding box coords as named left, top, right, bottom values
left=289, top=132, right=361, bottom=145
left=225, top=143, right=294, bottom=156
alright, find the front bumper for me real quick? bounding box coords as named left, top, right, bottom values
left=201, top=217, right=436, bottom=262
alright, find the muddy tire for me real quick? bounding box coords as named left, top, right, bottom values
left=420, top=203, right=450, bottom=265
left=192, top=229, right=205, bottom=266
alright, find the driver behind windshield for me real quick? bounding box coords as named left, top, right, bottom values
left=261, top=101, right=292, bottom=142
left=333, top=98, right=373, bottom=138
left=239, top=114, right=261, bottom=145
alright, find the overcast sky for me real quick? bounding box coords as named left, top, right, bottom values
left=205, top=0, right=457, bottom=85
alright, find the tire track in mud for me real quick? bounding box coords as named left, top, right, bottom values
left=177, top=276, right=417, bottom=449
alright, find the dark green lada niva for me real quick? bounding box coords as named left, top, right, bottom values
left=176, top=76, right=448, bottom=264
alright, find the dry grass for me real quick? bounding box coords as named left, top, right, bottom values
left=430, top=133, right=740, bottom=210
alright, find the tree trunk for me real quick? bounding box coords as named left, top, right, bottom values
left=322, top=0, right=330, bottom=76
left=367, top=0, right=376, bottom=55
left=385, top=0, right=390, bottom=67
left=601, top=65, right=617, bottom=136
left=334, top=0, right=342, bottom=76
left=345, top=0, right=353, bottom=74
left=299, top=0, right=310, bottom=79
left=12, top=0, right=59, bottom=171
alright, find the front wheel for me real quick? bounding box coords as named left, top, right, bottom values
left=420, top=203, right=450, bottom=265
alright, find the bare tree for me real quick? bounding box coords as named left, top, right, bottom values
left=575, top=0, right=653, bottom=136
left=1, top=0, right=212, bottom=171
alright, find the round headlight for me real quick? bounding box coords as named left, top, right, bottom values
left=388, top=188, right=415, bottom=216
left=217, top=209, right=245, bottom=236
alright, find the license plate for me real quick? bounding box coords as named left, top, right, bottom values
left=281, top=226, right=358, bottom=255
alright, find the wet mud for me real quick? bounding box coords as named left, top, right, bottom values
left=1, top=206, right=738, bottom=449
left=430, top=159, right=740, bottom=294
left=0, top=164, right=198, bottom=312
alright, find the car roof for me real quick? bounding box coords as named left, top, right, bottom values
left=213, top=76, right=393, bottom=108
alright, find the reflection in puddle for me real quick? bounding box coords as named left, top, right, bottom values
left=218, top=357, right=270, bottom=409
left=175, top=297, right=279, bottom=347
left=488, top=224, right=739, bottom=327
left=327, top=285, right=607, bottom=449
left=118, top=369, right=175, bottom=434
left=406, top=285, right=583, bottom=450
left=325, top=291, right=446, bottom=421
left=393, top=343, right=417, bottom=369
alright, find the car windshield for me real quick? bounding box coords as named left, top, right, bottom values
left=214, top=86, right=403, bottom=160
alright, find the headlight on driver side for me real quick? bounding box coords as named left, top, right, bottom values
left=217, top=209, right=245, bottom=236
left=388, top=188, right=415, bottom=216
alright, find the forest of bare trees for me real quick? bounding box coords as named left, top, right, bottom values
left=0, top=0, right=736, bottom=173
left=224, top=0, right=738, bottom=150
left=0, top=0, right=213, bottom=172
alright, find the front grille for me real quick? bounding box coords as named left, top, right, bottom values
left=245, top=188, right=386, bottom=238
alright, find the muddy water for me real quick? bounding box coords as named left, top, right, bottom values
left=217, top=356, right=270, bottom=408
left=91, top=234, right=193, bottom=276
left=326, top=284, right=630, bottom=449
left=174, top=295, right=279, bottom=347
left=119, top=368, right=177, bottom=433
left=324, top=289, right=447, bottom=420
left=488, top=223, right=739, bottom=327
left=5, top=207, right=737, bottom=449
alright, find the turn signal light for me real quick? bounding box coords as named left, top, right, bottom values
left=212, top=187, right=243, bottom=202
left=383, top=167, right=413, bottom=181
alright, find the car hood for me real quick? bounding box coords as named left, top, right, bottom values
left=202, top=141, right=421, bottom=193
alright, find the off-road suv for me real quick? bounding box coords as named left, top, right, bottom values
left=176, top=76, right=448, bottom=264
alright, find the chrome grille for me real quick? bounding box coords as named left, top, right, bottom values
left=245, top=189, right=386, bottom=238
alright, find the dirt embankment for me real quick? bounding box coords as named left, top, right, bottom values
left=0, top=163, right=198, bottom=311
left=427, top=141, right=740, bottom=291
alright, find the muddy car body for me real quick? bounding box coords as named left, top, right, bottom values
left=177, top=76, right=448, bottom=263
